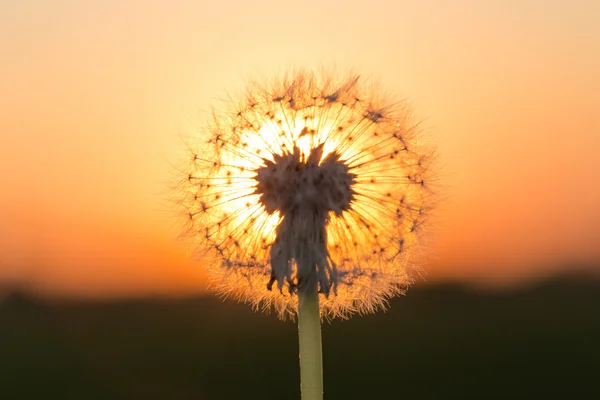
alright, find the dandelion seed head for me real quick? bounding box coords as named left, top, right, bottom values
left=177, top=70, right=436, bottom=319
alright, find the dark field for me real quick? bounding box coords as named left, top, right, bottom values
left=1, top=274, right=599, bottom=399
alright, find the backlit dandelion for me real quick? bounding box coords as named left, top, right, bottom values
left=178, top=70, right=435, bottom=318
left=175, top=70, right=436, bottom=398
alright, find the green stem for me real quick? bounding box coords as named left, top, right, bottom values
left=298, top=287, right=324, bottom=400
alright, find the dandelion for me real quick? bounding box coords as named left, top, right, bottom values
left=176, top=70, right=436, bottom=399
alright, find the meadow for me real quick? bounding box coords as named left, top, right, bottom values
left=2, top=272, right=598, bottom=399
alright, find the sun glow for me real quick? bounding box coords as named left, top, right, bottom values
left=214, top=113, right=343, bottom=242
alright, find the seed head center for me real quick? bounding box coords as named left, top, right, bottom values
left=256, top=143, right=355, bottom=217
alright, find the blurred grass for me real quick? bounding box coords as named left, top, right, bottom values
left=1, top=274, right=599, bottom=399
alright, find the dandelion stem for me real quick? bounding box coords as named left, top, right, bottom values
left=298, top=285, right=323, bottom=400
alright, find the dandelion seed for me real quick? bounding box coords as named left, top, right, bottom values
left=177, top=70, right=435, bottom=319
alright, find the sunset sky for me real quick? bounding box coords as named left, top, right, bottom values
left=1, top=0, right=599, bottom=299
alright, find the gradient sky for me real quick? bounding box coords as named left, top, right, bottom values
left=1, top=0, right=599, bottom=298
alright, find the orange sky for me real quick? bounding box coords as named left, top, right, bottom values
left=1, top=1, right=599, bottom=298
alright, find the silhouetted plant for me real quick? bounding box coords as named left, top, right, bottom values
left=175, top=69, right=436, bottom=399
